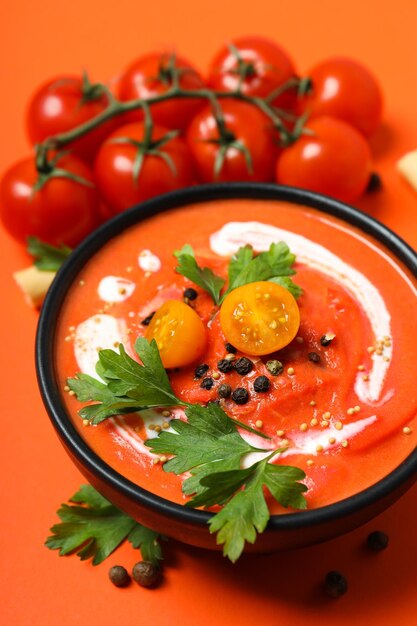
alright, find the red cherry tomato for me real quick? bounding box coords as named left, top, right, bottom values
left=94, top=122, right=195, bottom=215
left=208, top=36, right=296, bottom=110
left=186, top=100, right=279, bottom=183
left=118, top=53, right=206, bottom=131
left=276, top=116, right=372, bottom=203
left=26, top=75, right=120, bottom=161
left=300, top=57, right=383, bottom=137
left=0, top=154, right=100, bottom=247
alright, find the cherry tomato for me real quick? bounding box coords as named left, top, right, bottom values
left=146, top=300, right=207, bottom=368
left=118, top=53, right=206, bottom=131
left=276, top=116, right=372, bottom=203
left=208, top=36, right=296, bottom=110
left=220, top=281, right=300, bottom=356
left=300, top=57, right=383, bottom=137
left=186, top=101, right=279, bottom=183
left=94, top=122, right=195, bottom=215
left=0, top=153, right=100, bottom=247
left=26, top=75, right=120, bottom=161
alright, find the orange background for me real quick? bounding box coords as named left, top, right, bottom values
left=1, top=1, right=417, bottom=624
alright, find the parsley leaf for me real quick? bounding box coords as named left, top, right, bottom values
left=146, top=404, right=307, bottom=561
left=199, top=460, right=307, bottom=562
left=146, top=402, right=261, bottom=498
left=45, top=484, right=164, bottom=565
left=174, top=244, right=225, bottom=305
left=27, top=236, right=72, bottom=271
left=223, top=242, right=302, bottom=301
left=174, top=242, right=301, bottom=304
left=67, top=338, right=181, bottom=424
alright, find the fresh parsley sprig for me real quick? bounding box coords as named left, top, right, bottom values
left=27, top=236, right=72, bottom=271
left=68, top=338, right=182, bottom=424
left=174, top=244, right=225, bottom=305
left=146, top=403, right=307, bottom=562
left=45, top=484, right=164, bottom=565
left=68, top=338, right=269, bottom=440
left=174, top=241, right=302, bottom=304
left=68, top=341, right=307, bottom=562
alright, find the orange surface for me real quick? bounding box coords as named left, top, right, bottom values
left=1, top=1, right=417, bottom=624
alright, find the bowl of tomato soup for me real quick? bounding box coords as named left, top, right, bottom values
left=36, top=183, right=417, bottom=554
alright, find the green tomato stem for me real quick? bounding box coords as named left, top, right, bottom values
left=38, top=77, right=303, bottom=159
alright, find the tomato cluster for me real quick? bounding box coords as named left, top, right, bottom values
left=0, top=37, right=383, bottom=248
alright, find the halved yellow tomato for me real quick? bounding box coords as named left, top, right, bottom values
left=220, top=281, right=300, bottom=356
left=146, top=299, right=207, bottom=368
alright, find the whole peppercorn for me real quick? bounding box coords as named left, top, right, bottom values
left=217, top=358, right=235, bottom=373
left=235, top=357, right=254, bottom=375
left=253, top=376, right=270, bottom=393
left=232, top=387, right=249, bottom=405
left=266, top=360, right=284, bottom=376
left=320, top=334, right=335, bottom=347
left=132, top=561, right=162, bottom=588
left=218, top=383, right=232, bottom=399
left=225, top=342, right=237, bottom=354
left=183, top=287, right=198, bottom=301
left=366, top=172, right=382, bottom=193
left=324, top=571, right=348, bottom=598
left=200, top=377, right=214, bottom=390
left=140, top=312, right=155, bottom=326
left=108, top=565, right=131, bottom=588
left=194, top=363, right=209, bottom=379
left=367, top=530, right=389, bottom=552
left=308, top=351, right=321, bottom=363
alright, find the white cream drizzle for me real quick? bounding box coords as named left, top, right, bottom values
left=74, top=314, right=131, bottom=380
left=210, top=221, right=392, bottom=405
left=97, top=276, right=136, bottom=303
left=240, top=415, right=378, bottom=468
left=138, top=249, right=161, bottom=273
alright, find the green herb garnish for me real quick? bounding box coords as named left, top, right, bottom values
left=68, top=338, right=268, bottom=440
left=146, top=403, right=307, bottom=562
left=27, top=236, right=72, bottom=271
left=174, top=242, right=302, bottom=304
left=45, top=484, right=163, bottom=565
left=174, top=244, right=225, bottom=305
left=68, top=340, right=307, bottom=562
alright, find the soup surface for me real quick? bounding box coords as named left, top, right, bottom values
left=55, top=198, right=417, bottom=512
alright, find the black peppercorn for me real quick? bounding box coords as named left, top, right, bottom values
left=266, top=360, right=284, bottom=376
left=183, top=287, right=198, bottom=301
left=367, top=530, right=389, bottom=552
left=324, top=571, right=348, bottom=598
left=253, top=376, right=270, bottom=393
left=108, top=565, right=131, bottom=588
left=366, top=172, right=382, bottom=193
left=235, top=357, right=254, bottom=375
left=320, top=334, right=335, bottom=346
left=225, top=342, right=237, bottom=354
left=132, top=561, right=162, bottom=588
left=140, top=312, right=155, bottom=326
left=308, top=351, right=321, bottom=363
left=218, top=383, right=232, bottom=399
left=231, top=387, right=249, bottom=404
left=200, top=377, right=214, bottom=390
left=217, top=358, right=235, bottom=373
left=194, top=363, right=209, bottom=379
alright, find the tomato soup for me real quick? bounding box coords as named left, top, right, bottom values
left=55, top=199, right=417, bottom=512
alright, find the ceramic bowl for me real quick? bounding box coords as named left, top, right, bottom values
left=36, top=183, right=417, bottom=553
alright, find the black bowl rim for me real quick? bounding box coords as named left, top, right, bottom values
left=36, top=182, right=417, bottom=531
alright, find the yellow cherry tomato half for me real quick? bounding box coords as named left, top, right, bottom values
left=220, top=281, right=300, bottom=356
left=146, top=299, right=207, bottom=369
